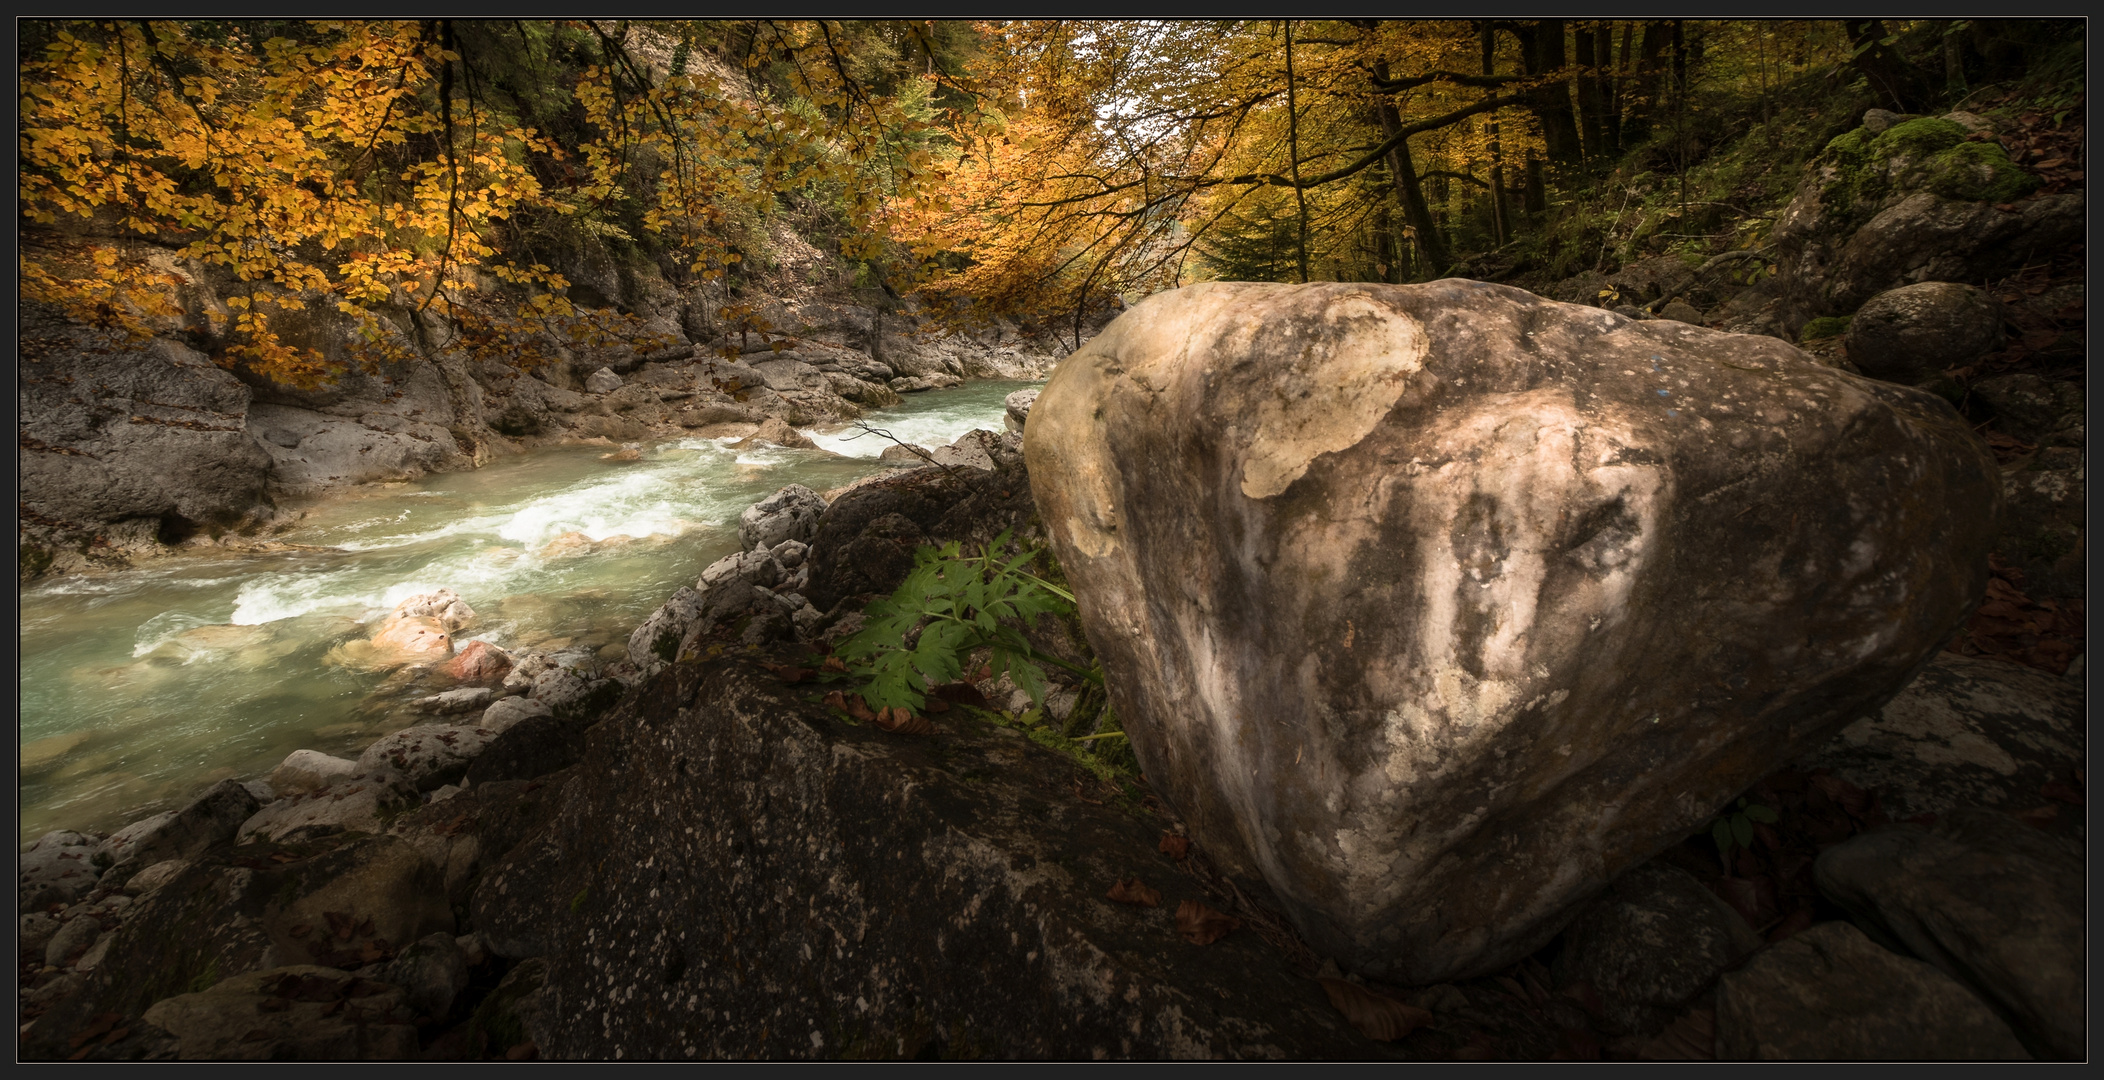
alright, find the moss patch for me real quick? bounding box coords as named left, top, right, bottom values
left=1922, top=140, right=2040, bottom=203
left=1799, top=315, right=1853, bottom=341
left=1815, top=117, right=2036, bottom=229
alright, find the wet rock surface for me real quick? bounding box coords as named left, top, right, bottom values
left=1027, top=280, right=2001, bottom=985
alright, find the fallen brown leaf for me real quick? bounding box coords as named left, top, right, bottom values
left=1316, top=977, right=1433, bottom=1041
left=1175, top=899, right=1240, bottom=945
left=931, top=681, right=990, bottom=710
left=1106, top=876, right=1162, bottom=907
left=1638, top=1006, right=1715, bottom=1060
left=1766, top=907, right=1815, bottom=944
left=822, top=656, right=847, bottom=673
left=1158, top=833, right=1191, bottom=860
left=822, top=690, right=849, bottom=712
left=871, top=706, right=933, bottom=735
left=506, top=1041, right=538, bottom=1061
left=1451, top=1032, right=1501, bottom=1060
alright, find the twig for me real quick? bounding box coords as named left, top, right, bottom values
left=840, top=421, right=963, bottom=481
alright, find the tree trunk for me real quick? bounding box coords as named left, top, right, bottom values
left=1523, top=150, right=1546, bottom=216
left=1515, top=19, right=1584, bottom=174
left=1844, top=20, right=1937, bottom=113
left=1609, top=20, right=1632, bottom=152
left=1574, top=23, right=1606, bottom=168
left=1482, top=21, right=1509, bottom=244
left=1372, top=62, right=1451, bottom=276
left=1624, top=20, right=1669, bottom=146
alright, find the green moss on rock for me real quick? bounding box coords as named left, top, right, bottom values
left=1922, top=140, right=2040, bottom=203
left=1868, top=117, right=1968, bottom=159
left=1811, top=117, right=2035, bottom=231
left=1800, top=315, right=1853, bottom=341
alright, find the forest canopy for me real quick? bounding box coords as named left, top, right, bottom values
left=18, top=18, right=2083, bottom=381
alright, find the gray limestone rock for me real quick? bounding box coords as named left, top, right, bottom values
left=1813, top=809, right=2082, bottom=1059
left=737, top=483, right=828, bottom=551
left=1714, top=920, right=2028, bottom=1060
left=237, top=768, right=420, bottom=843
left=356, top=724, right=502, bottom=792
left=478, top=695, right=555, bottom=734
left=269, top=749, right=365, bottom=794
left=1552, top=861, right=1763, bottom=1037
left=1845, top=282, right=2004, bottom=383
left=99, top=779, right=260, bottom=889
left=141, top=965, right=419, bottom=1060
left=1026, top=280, right=2001, bottom=984
left=1790, top=652, right=2082, bottom=827
left=1005, top=387, right=1041, bottom=432
left=20, top=829, right=103, bottom=908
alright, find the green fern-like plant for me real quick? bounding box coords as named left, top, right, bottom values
left=834, top=529, right=1096, bottom=714
left=1711, top=796, right=1779, bottom=862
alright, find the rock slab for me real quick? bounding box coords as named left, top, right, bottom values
left=470, top=657, right=1386, bottom=1059
left=1025, top=280, right=2001, bottom=984
left=1713, top=920, right=2028, bottom=1060
left=1813, top=809, right=2082, bottom=1059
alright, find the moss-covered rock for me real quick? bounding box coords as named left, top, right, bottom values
left=1798, top=315, right=1853, bottom=341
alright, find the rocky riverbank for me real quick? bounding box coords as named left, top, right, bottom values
left=17, top=101, right=2084, bottom=1061
left=18, top=229, right=1119, bottom=582
left=19, top=383, right=2084, bottom=1060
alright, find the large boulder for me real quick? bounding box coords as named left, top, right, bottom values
left=469, top=657, right=1386, bottom=1059
left=1813, top=809, right=2082, bottom=1059
left=1026, top=281, right=2001, bottom=985
left=1713, top=920, right=2027, bottom=1060
left=1844, top=282, right=2004, bottom=383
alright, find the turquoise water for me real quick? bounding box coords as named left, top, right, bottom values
left=18, top=379, right=1036, bottom=844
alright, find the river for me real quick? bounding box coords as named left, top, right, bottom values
left=18, top=379, right=1038, bottom=845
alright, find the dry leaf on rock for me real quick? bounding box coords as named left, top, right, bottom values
left=871, top=706, right=933, bottom=735
left=1106, top=876, right=1162, bottom=907
left=1175, top=899, right=1240, bottom=945
left=1637, top=1006, right=1715, bottom=1060
left=1316, top=977, right=1433, bottom=1041
left=1158, top=833, right=1191, bottom=860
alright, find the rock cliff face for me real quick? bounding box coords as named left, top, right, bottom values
left=17, top=235, right=1099, bottom=580
left=1025, top=280, right=2001, bottom=984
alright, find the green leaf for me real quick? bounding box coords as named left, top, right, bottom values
left=1744, top=803, right=1779, bottom=824
left=1731, top=814, right=1754, bottom=848
left=1712, top=819, right=1735, bottom=856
